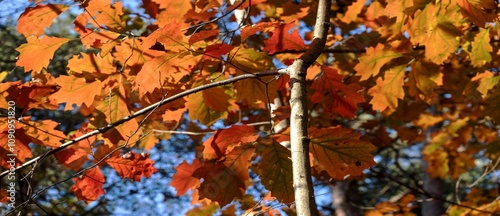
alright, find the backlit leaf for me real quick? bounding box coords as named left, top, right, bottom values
left=456, top=0, right=498, bottom=27
left=353, top=44, right=403, bottom=80
left=470, top=28, right=493, bottom=67
left=70, top=167, right=105, bottom=204
left=107, top=151, right=158, bottom=181
left=170, top=159, right=202, bottom=196
left=471, top=71, right=500, bottom=98
left=368, top=65, right=406, bottom=112
left=16, top=36, right=70, bottom=73
left=50, top=76, right=102, bottom=110
left=309, top=126, right=376, bottom=180
left=263, top=22, right=305, bottom=55
left=17, top=4, right=69, bottom=37
left=202, top=124, right=258, bottom=160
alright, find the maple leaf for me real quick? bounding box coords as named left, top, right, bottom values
left=311, top=66, right=365, bottom=118
left=202, top=124, right=258, bottom=160
left=263, top=22, right=306, bottom=55
left=170, top=159, right=202, bottom=196
left=309, top=126, right=376, bottom=180
left=17, top=4, right=69, bottom=37
left=107, top=151, right=158, bottom=181
left=342, top=0, right=365, bottom=24
left=16, top=36, right=70, bottom=73
left=70, top=167, right=105, bottom=204
left=254, top=138, right=294, bottom=203
left=470, top=28, right=493, bottom=67
left=353, top=44, right=403, bottom=80
left=50, top=76, right=102, bottom=110
left=455, top=0, right=498, bottom=27
left=368, top=65, right=406, bottom=112
left=471, top=71, right=500, bottom=98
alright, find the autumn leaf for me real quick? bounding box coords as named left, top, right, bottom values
left=54, top=128, right=94, bottom=170
left=368, top=65, right=406, bottom=112
left=16, top=36, right=70, bottom=73
left=263, top=22, right=305, bottom=55
left=471, top=71, right=500, bottom=98
left=50, top=76, right=102, bottom=110
left=235, top=77, right=277, bottom=107
left=309, top=126, right=376, bottom=180
left=353, top=44, right=403, bottom=80
left=143, top=22, right=186, bottom=52
left=203, top=44, right=235, bottom=59
left=240, top=21, right=278, bottom=41
left=407, top=60, right=442, bottom=99
left=202, top=124, right=258, bottom=160
left=70, top=167, right=105, bottom=204
left=67, top=52, right=116, bottom=75
left=455, top=0, right=498, bottom=28
left=23, top=119, right=65, bottom=148
left=254, top=138, right=294, bottom=203
left=311, top=66, right=364, bottom=118
left=170, top=159, right=202, bottom=196
left=17, top=4, right=69, bottom=37
left=192, top=162, right=245, bottom=207
left=189, top=29, right=219, bottom=45
left=0, top=122, right=32, bottom=167
left=186, top=83, right=229, bottom=126
left=107, top=151, right=158, bottom=181
left=86, top=0, right=127, bottom=31
left=470, top=28, right=493, bottom=67
left=342, top=0, right=365, bottom=24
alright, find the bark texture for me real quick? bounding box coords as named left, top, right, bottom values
left=288, top=0, right=331, bottom=215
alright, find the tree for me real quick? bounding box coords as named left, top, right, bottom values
left=1, top=0, right=500, bottom=215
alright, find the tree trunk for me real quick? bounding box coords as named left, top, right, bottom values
left=331, top=181, right=361, bottom=216
left=422, top=167, right=445, bottom=216
left=288, top=0, right=330, bottom=215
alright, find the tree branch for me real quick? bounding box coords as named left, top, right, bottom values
left=0, top=69, right=285, bottom=178
left=288, top=0, right=331, bottom=215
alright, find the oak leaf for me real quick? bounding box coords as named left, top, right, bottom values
left=470, top=28, right=493, bottom=67
left=254, top=138, right=294, bottom=203
left=70, top=167, right=105, bottom=204
left=471, top=71, right=500, bottom=98
left=309, top=126, right=376, bottom=180
left=311, top=66, right=364, bottom=118
left=50, top=76, right=102, bottom=110
left=368, top=65, right=406, bottom=112
left=342, top=0, right=365, bottom=24
left=17, top=4, right=69, bottom=37
left=203, top=44, right=235, bottom=59
left=456, top=0, right=498, bottom=27
left=16, top=36, right=70, bottom=73
left=170, top=159, right=202, bottom=196
left=263, top=22, right=305, bottom=55
left=353, top=44, right=403, bottom=80
left=107, top=151, right=158, bottom=181
left=202, top=124, right=258, bottom=160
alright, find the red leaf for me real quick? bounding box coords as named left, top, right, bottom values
left=311, top=66, right=365, bottom=118
left=202, top=124, right=258, bottom=160
left=240, top=21, right=279, bottom=41
left=70, top=167, right=105, bottom=204
left=203, top=44, right=235, bottom=59
left=170, top=159, right=202, bottom=196
left=456, top=0, right=498, bottom=28
left=107, top=151, right=158, bottom=181
left=263, top=22, right=305, bottom=55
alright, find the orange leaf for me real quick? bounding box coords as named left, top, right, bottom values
left=23, top=119, right=65, bottom=148
left=16, top=36, right=70, bottom=73
left=54, top=128, right=94, bottom=170
left=472, top=71, right=500, bottom=98
left=107, top=151, right=158, bottom=181
left=309, top=126, right=376, bottom=180
left=135, top=53, right=178, bottom=95
left=17, top=4, right=69, bottom=37
left=368, top=65, right=406, bottom=112
left=240, top=21, right=278, bottom=41
left=67, top=53, right=116, bottom=75
left=70, top=167, right=105, bottom=204
left=353, top=44, right=403, bottom=80
left=189, top=29, right=219, bottom=45
left=143, top=22, right=186, bottom=53
left=456, top=0, right=498, bottom=28
left=0, top=122, right=32, bottom=168
left=470, top=28, right=493, bottom=67
left=50, top=76, right=102, bottom=110
left=202, top=124, right=258, bottom=160
left=342, top=0, right=365, bottom=24
left=263, top=22, right=305, bottom=55
left=311, top=66, right=364, bottom=118
left=170, top=159, right=202, bottom=196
